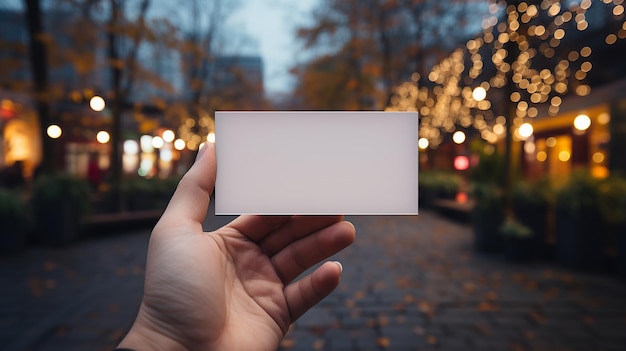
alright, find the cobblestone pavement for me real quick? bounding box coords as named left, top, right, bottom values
left=1, top=210, right=625, bottom=351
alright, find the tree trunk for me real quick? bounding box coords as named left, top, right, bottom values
left=24, top=0, right=54, bottom=174
left=108, top=0, right=123, bottom=210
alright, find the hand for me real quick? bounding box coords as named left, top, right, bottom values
left=118, top=143, right=356, bottom=351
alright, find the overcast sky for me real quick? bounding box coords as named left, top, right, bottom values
left=225, top=0, right=319, bottom=95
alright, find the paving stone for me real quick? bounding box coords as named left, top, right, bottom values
left=1, top=212, right=626, bottom=351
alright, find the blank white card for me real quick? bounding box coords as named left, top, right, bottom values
left=215, top=111, right=418, bottom=215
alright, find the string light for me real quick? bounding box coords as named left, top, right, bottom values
left=384, top=0, right=624, bottom=149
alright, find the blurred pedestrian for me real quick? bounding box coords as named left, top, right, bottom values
left=87, top=153, right=103, bottom=191
left=116, top=143, right=356, bottom=351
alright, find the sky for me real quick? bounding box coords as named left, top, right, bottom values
left=225, top=0, right=319, bottom=96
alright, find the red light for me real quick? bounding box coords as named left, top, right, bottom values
left=0, top=100, right=16, bottom=120
left=0, top=107, right=15, bottom=120
left=454, top=156, right=469, bottom=171
left=456, top=191, right=468, bottom=203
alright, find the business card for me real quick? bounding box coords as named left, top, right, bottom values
left=215, top=111, right=418, bottom=215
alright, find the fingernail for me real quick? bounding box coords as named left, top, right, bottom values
left=195, top=142, right=208, bottom=162
left=333, top=261, right=343, bottom=272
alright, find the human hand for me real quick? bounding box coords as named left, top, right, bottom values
left=117, top=143, right=356, bottom=351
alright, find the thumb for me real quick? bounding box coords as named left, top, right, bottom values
left=158, top=142, right=216, bottom=231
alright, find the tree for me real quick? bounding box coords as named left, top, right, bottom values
left=387, top=0, right=626, bottom=182
left=24, top=0, right=54, bottom=173
left=292, top=0, right=487, bottom=110
left=106, top=0, right=150, bottom=206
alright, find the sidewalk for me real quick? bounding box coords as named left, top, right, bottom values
left=1, top=211, right=625, bottom=351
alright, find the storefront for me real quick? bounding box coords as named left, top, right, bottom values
left=521, top=78, right=626, bottom=181
left=0, top=95, right=42, bottom=181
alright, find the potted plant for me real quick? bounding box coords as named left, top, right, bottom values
left=597, top=175, right=626, bottom=279
left=512, top=178, right=553, bottom=260
left=554, top=170, right=606, bottom=271
left=500, top=216, right=533, bottom=262
left=0, top=189, right=30, bottom=255
left=419, top=171, right=461, bottom=209
left=31, top=173, right=91, bottom=246
left=471, top=182, right=504, bottom=253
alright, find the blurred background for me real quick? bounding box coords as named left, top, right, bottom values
left=1, top=0, right=624, bottom=264
left=1, top=0, right=626, bottom=350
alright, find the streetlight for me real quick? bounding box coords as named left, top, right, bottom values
left=162, top=129, right=175, bottom=143
left=174, top=139, right=186, bottom=151
left=96, top=131, right=110, bottom=144
left=46, top=125, right=62, bottom=139
left=89, top=96, right=106, bottom=112
left=573, top=114, right=591, bottom=131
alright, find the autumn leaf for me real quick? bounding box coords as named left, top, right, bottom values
left=377, top=337, right=391, bottom=348
left=280, top=338, right=295, bottom=349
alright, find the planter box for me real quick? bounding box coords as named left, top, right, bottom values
left=35, top=200, right=83, bottom=246
left=555, top=207, right=606, bottom=271
left=472, top=207, right=503, bottom=253
left=514, top=203, right=552, bottom=260
left=0, top=222, right=26, bottom=255
left=616, top=224, right=626, bottom=280
left=503, top=235, right=533, bottom=262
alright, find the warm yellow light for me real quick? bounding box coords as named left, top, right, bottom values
left=580, top=46, right=592, bottom=57
left=452, top=131, right=466, bottom=144
left=96, top=131, right=110, bottom=144
left=574, top=114, right=591, bottom=131
left=472, top=86, right=487, bottom=101
left=162, top=129, right=175, bottom=143
left=546, top=137, right=557, bottom=147
left=606, top=34, right=618, bottom=45
left=418, top=138, right=429, bottom=150
left=598, top=113, right=610, bottom=125
left=89, top=96, right=105, bottom=112
left=593, top=152, right=605, bottom=163
left=152, top=136, right=164, bottom=149
left=518, top=123, right=534, bottom=139
left=207, top=132, right=216, bottom=144
left=493, top=124, right=505, bottom=135
left=47, top=125, right=62, bottom=139
left=558, top=151, right=571, bottom=162
left=174, top=139, right=186, bottom=151
left=537, top=151, right=547, bottom=162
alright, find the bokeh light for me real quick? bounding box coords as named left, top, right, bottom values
left=174, top=139, right=186, bottom=151
left=96, top=131, right=110, bottom=144
left=162, top=129, right=175, bottom=143
left=46, top=125, right=62, bottom=139
left=152, top=136, right=164, bottom=149
left=452, top=131, right=466, bottom=144
left=573, top=114, right=591, bottom=131
left=472, top=86, right=487, bottom=101
left=418, top=137, right=430, bottom=150
left=518, top=123, right=534, bottom=139
left=89, top=96, right=105, bottom=112
left=124, top=140, right=139, bottom=155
